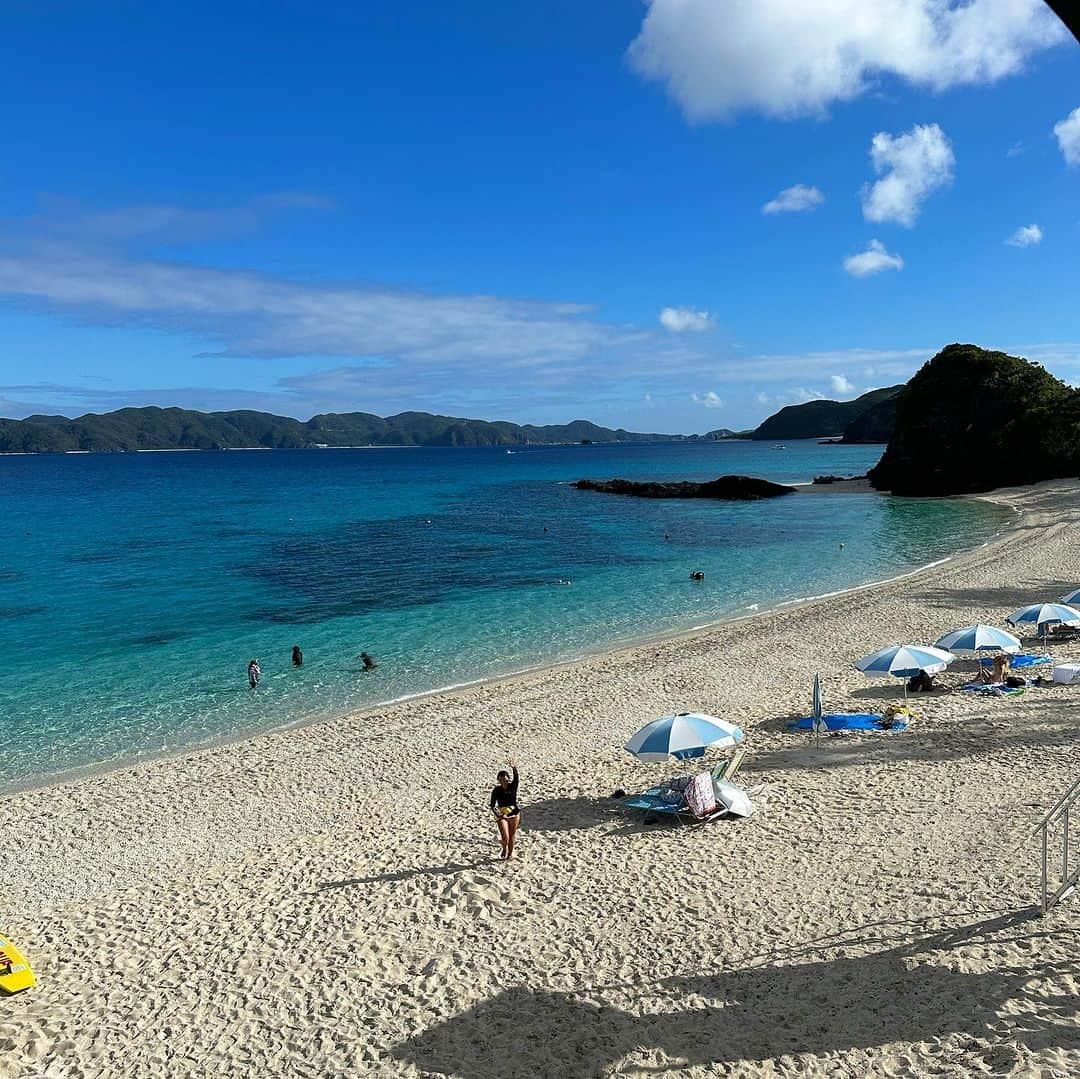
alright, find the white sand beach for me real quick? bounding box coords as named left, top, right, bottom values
left=1, top=481, right=1078, bottom=1078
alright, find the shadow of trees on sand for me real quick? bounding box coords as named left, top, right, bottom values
left=393, top=910, right=1080, bottom=1077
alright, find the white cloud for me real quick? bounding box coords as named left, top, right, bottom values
left=756, top=392, right=771, bottom=405
left=843, top=239, right=904, bottom=277
left=20, top=193, right=335, bottom=244
left=1053, top=106, right=1080, bottom=166
left=0, top=248, right=639, bottom=366
left=791, top=387, right=826, bottom=403
left=659, top=306, right=714, bottom=332
left=692, top=391, right=725, bottom=408
left=0, top=206, right=745, bottom=416
left=1006, top=223, right=1043, bottom=247
left=861, top=124, right=954, bottom=227
left=829, top=374, right=855, bottom=394
left=762, top=184, right=824, bottom=215
left=626, top=0, right=1065, bottom=121
left=1006, top=140, right=1026, bottom=158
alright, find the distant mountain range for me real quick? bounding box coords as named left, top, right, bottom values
left=0, top=392, right=902, bottom=455
left=750, top=386, right=905, bottom=442
left=0, top=406, right=744, bottom=453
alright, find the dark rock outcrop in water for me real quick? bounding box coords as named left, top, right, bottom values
left=812, top=474, right=866, bottom=485
left=573, top=475, right=796, bottom=500
left=869, top=343, right=1080, bottom=496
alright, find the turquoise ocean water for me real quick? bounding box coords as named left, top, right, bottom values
left=0, top=440, right=1008, bottom=790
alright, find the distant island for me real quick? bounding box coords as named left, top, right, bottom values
left=0, top=406, right=740, bottom=454
left=750, top=385, right=905, bottom=443
left=573, top=476, right=796, bottom=500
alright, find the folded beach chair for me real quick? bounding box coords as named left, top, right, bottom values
left=621, top=785, right=684, bottom=818
left=712, top=746, right=746, bottom=785
left=623, top=748, right=749, bottom=824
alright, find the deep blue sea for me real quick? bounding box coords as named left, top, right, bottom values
left=0, top=441, right=1008, bottom=790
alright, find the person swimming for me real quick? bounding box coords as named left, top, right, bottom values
left=489, top=758, right=521, bottom=860
left=690, top=570, right=705, bottom=581
left=360, top=651, right=377, bottom=670
left=291, top=645, right=303, bottom=667
left=247, top=659, right=261, bottom=689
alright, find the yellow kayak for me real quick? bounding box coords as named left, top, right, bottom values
left=0, top=933, right=35, bottom=994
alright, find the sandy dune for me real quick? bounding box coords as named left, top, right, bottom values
left=1, top=482, right=1078, bottom=1077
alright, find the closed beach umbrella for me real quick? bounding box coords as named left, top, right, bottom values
left=811, top=674, right=825, bottom=739
left=624, top=712, right=743, bottom=763
left=715, top=780, right=754, bottom=818
left=1060, top=588, right=1080, bottom=606
left=934, top=624, right=1021, bottom=656
left=1005, top=603, right=1080, bottom=633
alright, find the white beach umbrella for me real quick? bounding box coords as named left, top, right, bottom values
left=1005, top=603, right=1080, bottom=634
left=624, top=712, right=743, bottom=763
left=934, top=624, right=1021, bottom=656
left=714, top=780, right=754, bottom=818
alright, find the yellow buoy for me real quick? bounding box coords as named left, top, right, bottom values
left=0, top=934, right=35, bottom=994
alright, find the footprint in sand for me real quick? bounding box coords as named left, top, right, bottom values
left=441, top=871, right=525, bottom=918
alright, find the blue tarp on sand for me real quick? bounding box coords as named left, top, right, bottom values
left=978, top=653, right=1050, bottom=669
left=788, top=713, right=906, bottom=732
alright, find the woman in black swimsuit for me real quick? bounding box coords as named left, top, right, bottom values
left=489, top=758, right=520, bottom=860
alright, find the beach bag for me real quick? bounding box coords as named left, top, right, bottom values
left=684, top=772, right=717, bottom=818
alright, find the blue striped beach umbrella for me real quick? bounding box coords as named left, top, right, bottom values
left=624, top=712, right=743, bottom=763
left=934, top=624, right=1021, bottom=656
left=1060, top=589, right=1080, bottom=607
left=1006, top=603, right=1080, bottom=633
left=854, top=644, right=954, bottom=679
left=855, top=645, right=953, bottom=698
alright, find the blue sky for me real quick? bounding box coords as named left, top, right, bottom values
left=0, top=1, right=1078, bottom=432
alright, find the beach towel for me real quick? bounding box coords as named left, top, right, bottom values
left=684, top=771, right=716, bottom=818
left=787, top=713, right=904, bottom=732
left=978, top=653, right=1050, bottom=669
left=961, top=682, right=1026, bottom=696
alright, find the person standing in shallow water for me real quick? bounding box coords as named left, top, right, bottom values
left=360, top=651, right=377, bottom=670
left=291, top=645, right=303, bottom=667
left=489, top=758, right=521, bottom=860
left=247, top=659, right=261, bottom=689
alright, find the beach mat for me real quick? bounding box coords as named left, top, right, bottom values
left=978, top=653, right=1050, bottom=669
left=961, top=683, right=1027, bottom=696
left=788, top=713, right=904, bottom=732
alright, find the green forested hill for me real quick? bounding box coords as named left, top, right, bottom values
left=0, top=406, right=687, bottom=453
left=752, top=386, right=904, bottom=441
left=869, top=344, right=1080, bottom=495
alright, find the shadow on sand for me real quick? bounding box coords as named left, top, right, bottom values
left=521, top=795, right=629, bottom=833
left=746, top=694, right=1077, bottom=776
left=914, top=579, right=1080, bottom=613
left=393, top=910, right=1080, bottom=1077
